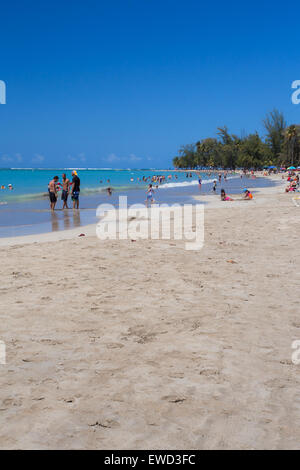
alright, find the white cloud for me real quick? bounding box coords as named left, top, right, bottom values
left=106, top=153, right=121, bottom=163
left=1, top=155, right=13, bottom=163
left=104, top=153, right=143, bottom=163
left=77, top=153, right=86, bottom=162
left=67, top=153, right=86, bottom=162
left=0, top=154, right=23, bottom=165
left=32, top=154, right=45, bottom=163
left=129, top=153, right=142, bottom=162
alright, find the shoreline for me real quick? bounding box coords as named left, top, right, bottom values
left=0, top=175, right=284, bottom=247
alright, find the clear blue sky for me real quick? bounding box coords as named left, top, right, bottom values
left=1, top=0, right=300, bottom=168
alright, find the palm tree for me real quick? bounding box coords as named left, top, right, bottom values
left=285, top=125, right=297, bottom=165
left=173, top=156, right=180, bottom=168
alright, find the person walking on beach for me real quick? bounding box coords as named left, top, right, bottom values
left=48, top=176, right=59, bottom=211
left=198, top=175, right=202, bottom=189
left=61, top=173, right=70, bottom=209
left=71, top=171, right=80, bottom=209
left=146, top=184, right=154, bottom=207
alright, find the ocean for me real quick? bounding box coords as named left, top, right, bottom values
left=0, top=168, right=276, bottom=237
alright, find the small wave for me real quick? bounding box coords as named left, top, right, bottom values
left=159, top=175, right=238, bottom=189
left=160, top=178, right=213, bottom=189
left=1, top=192, right=49, bottom=202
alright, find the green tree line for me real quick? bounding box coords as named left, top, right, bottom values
left=173, top=110, right=300, bottom=169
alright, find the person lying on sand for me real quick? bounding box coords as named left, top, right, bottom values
left=221, top=189, right=234, bottom=201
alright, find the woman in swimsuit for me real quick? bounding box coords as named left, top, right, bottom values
left=221, top=189, right=233, bottom=201
left=146, top=184, right=154, bottom=207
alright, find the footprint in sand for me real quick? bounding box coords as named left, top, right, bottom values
left=199, top=368, right=220, bottom=377
left=89, top=418, right=119, bottom=429
left=162, top=395, right=186, bottom=403
left=105, top=343, right=125, bottom=349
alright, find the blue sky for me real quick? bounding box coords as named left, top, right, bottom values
left=0, top=0, right=300, bottom=168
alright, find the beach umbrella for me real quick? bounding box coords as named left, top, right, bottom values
left=268, top=165, right=277, bottom=169
left=287, top=166, right=296, bottom=170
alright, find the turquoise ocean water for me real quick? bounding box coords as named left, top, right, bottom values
left=0, top=168, right=276, bottom=237
left=0, top=168, right=214, bottom=203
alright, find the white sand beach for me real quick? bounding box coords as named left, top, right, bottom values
left=1, top=177, right=300, bottom=449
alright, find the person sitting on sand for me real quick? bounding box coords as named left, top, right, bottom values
left=243, top=189, right=253, bottom=199
left=221, top=189, right=234, bottom=201
left=285, top=181, right=297, bottom=192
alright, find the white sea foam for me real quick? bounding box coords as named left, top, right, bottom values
left=159, top=175, right=238, bottom=189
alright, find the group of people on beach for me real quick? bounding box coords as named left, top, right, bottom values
left=48, top=171, right=80, bottom=211
left=128, top=174, right=177, bottom=184
left=46, top=169, right=256, bottom=211
left=0, top=184, right=13, bottom=191
left=285, top=173, right=299, bottom=192
left=220, top=188, right=253, bottom=202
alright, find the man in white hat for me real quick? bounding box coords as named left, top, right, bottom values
left=71, top=171, right=80, bottom=209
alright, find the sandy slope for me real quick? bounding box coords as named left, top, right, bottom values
left=1, top=178, right=300, bottom=449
